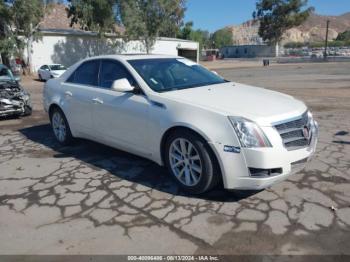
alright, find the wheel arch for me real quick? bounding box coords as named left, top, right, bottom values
left=48, top=103, right=62, bottom=119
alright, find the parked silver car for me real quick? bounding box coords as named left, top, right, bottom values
left=0, top=64, right=32, bottom=117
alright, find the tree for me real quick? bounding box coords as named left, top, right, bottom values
left=12, top=0, right=45, bottom=73
left=336, top=30, right=350, bottom=42
left=117, top=0, right=186, bottom=53
left=67, top=0, right=185, bottom=54
left=0, top=0, right=12, bottom=63
left=157, top=0, right=186, bottom=38
left=177, top=21, right=210, bottom=51
left=211, top=28, right=233, bottom=48
left=253, top=0, right=313, bottom=45
left=0, top=0, right=24, bottom=66
left=177, top=21, right=194, bottom=40
left=190, top=29, right=210, bottom=51
left=43, top=0, right=65, bottom=4
left=67, top=0, right=118, bottom=36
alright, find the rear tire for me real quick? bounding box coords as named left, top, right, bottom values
left=50, top=107, right=73, bottom=145
left=164, top=130, right=219, bottom=194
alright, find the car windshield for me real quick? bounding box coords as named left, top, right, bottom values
left=0, top=66, right=14, bottom=82
left=50, top=64, right=66, bottom=71
left=128, top=58, right=226, bottom=92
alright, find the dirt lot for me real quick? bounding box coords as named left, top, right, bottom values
left=0, top=62, right=349, bottom=255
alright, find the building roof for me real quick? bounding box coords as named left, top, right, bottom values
left=39, top=4, right=79, bottom=30
left=39, top=4, right=124, bottom=34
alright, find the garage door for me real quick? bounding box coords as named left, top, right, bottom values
left=177, top=48, right=198, bottom=62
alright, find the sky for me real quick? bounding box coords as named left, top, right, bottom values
left=184, top=0, right=350, bottom=32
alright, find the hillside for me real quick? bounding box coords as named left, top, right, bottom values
left=226, top=12, right=350, bottom=45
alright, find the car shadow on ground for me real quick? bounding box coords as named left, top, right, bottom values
left=333, top=130, right=350, bottom=145
left=33, top=78, right=45, bottom=82
left=19, top=124, right=259, bottom=202
left=0, top=115, right=20, bottom=121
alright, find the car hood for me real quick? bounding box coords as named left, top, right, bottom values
left=159, top=82, right=307, bottom=126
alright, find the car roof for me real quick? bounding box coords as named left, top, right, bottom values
left=84, top=54, right=182, bottom=61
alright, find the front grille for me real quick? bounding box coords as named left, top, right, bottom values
left=274, top=111, right=311, bottom=150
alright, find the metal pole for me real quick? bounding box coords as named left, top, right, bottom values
left=324, top=20, right=330, bottom=60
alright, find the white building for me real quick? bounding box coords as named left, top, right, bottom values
left=27, top=4, right=199, bottom=71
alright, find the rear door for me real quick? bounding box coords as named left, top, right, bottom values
left=61, top=60, right=100, bottom=137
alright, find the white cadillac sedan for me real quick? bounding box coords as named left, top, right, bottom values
left=43, top=55, right=318, bottom=194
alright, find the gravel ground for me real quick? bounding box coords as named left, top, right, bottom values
left=0, top=62, right=349, bottom=256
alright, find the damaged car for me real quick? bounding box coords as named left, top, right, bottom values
left=0, top=64, right=32, bottom=118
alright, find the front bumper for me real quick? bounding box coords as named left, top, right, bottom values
left=211, top=121, right=318, bottom=190
left=0, top=96, right=31, bottom=117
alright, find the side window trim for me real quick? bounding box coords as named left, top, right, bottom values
left=97, top=59, right=102, bottom=88
left=64, top=58, right=144, bottom=95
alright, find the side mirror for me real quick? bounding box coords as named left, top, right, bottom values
left=111, top=78, right=134, bottom=93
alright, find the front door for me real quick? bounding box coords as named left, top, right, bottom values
left=91, top=59, right=152, bottom=156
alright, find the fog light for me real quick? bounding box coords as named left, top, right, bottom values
left=249, top=167, right=282, bottom=177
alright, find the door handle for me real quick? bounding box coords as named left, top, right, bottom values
left=92, top=98, right=103, bottom=104
left=64, top=91, right=73, bottom=97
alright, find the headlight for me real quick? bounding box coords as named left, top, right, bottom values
left=23, top=95, right=30, bottom=101
left=20, top=91, right=30, bottom=101
left=307, top=110, right=318, bottom=133
left=228, top=116, right=272, bottom=148
left=307, top=111, right=313, bottom=120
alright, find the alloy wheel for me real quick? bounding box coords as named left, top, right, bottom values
left=169, top=138, right=202, bottom=186
left=52, top=111, right=66, bottom=143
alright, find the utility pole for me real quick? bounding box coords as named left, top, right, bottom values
left=324, top=20, right=330, bottom=60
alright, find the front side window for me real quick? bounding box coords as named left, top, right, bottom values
left=99, top=60, right=135, bottom=88
left=67, top=60, right=99, bottom=86
left=128, top=58, right=226, bottom=92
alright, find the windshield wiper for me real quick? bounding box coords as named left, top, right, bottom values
left=158, top=81, right=226, bottom=93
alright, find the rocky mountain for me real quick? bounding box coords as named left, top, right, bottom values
left=226, top=12, right=350, bottom=45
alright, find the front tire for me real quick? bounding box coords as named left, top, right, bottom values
left=50, top=108, right=73, bottom=145
left=165, top=130, right=219, bottom=194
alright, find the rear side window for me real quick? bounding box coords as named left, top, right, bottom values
left=99, top=60, right=136, bottom=88
left=67, top=60, right=99, bottom=86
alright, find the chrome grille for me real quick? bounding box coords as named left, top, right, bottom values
left=274, top=112, right=311, bottom=150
